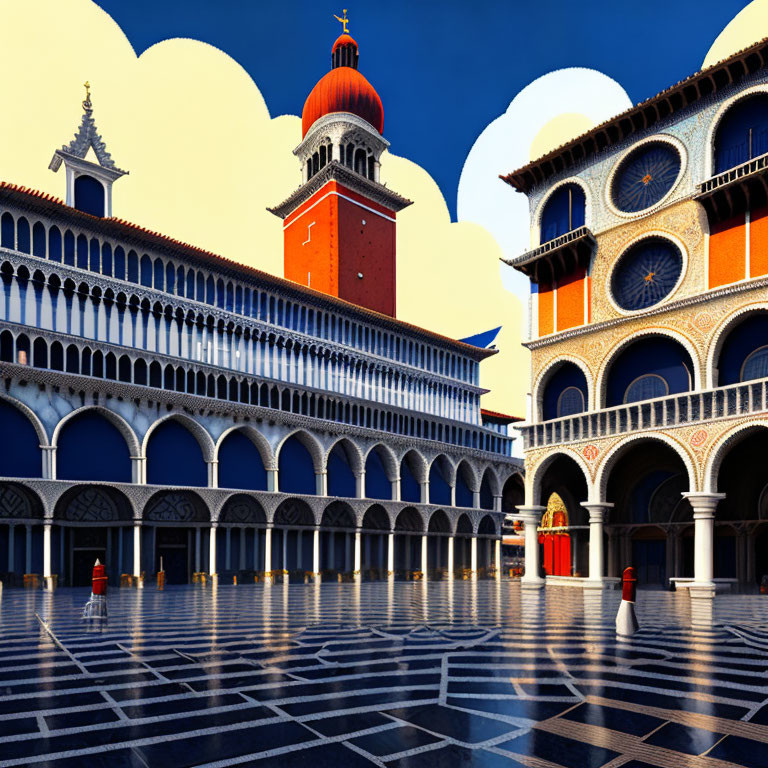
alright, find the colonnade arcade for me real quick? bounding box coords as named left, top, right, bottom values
left=0, top=392, right=513, bottom=586
left=516, top=424, right=768, bottom=595
left=0, top=482, right=500, bottom=586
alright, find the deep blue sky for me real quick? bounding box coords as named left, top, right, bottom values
left=96, top=0, right=751, bottom=218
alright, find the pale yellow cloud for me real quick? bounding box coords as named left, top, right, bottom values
left=0, top=0, right=527, bottom=416
left=703, top=0, right=768, bottom=68
left=529, top=113, right=594, bottom=162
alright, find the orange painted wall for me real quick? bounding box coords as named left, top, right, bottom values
left=337, top=196, right=396, bottom=316
left=284, top=188, right=338, bottom=296
left=556, top=269, right=585, bottom=332
left=709, top=213, right=746, bottom=288
left=538, top=283, right=554, bottom=336
left=283, top=180, right=397, bottom=315
left=750, top=205, right=768, bottom=278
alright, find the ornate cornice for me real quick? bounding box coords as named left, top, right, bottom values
left=268, top=160, right=412, bottom=218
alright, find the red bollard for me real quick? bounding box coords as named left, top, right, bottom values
left=92, top=560, right=108, bottom=596
left=82, top=558, right=108, bottom=620
left=616, top=566, right=639, bottom=638
left=622, top=567, right=637, bottom=603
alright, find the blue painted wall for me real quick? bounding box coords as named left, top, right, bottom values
left=278, top=436, right=316, bottom=494
left=74, top=175, right=105, bottom=217
left=0, top=400, right=41, bottom=478
left=429, top=462, right=451, bottom=506
left=400, top=457, right=420, bottom=503
left=327, top=445, right=355, bottom=497
left=718, top=314, right=768, bottom=385
left=58, top=411, right=132, bottom=482
left=456, top=471, right=473, bottom=508
left=606, top=337, right=692, bottom=407
left=365, top=449, right=391, bottom=500
left=543, top=363, right=588, bottom=420
left=218, top=431, right=267, bottom=491
left=146, top=420, right=207, bottom=487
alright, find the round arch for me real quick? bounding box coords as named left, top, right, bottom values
left=595, top=327, right=701, bottom=409
left=214, top=426, right=274, bottom=470
left=219, top=494, right=267, bottom=525
left=527, top=449, right=592, bottom=507
left=455, top=512, right=473, bottom=535
left=703, top=420, right=768, bottom=494
left=0, top=482, right=44, bottom=520
left=321, top=500, right=356, bottom=529
left=533, top=176, right=592, bottom=246
left=0, top=391, right=48, bottom=447
left=705, top=303, right=768, bottom=388
left=428, top=454, right=455, bottom=506
left=275, top=429, right=324, bottom=474
left=394, top=506, right=425, bottom=532
left=594, top=433, right=697, bottom=502
left=324, top=437, right=364, bottom=475
left=273, top=498, right=316, bottom=527
left=362, top=503, right=391, bottom=531
left=478, top=514, right=497, bottom=536
left=52, top=405, right=140, bottom=457
left=141, top=413, right=215, bottom=462
left=54, top=485, right=133, bottom=523
left=399, top=449, right=428, bottom=504
left=534, top=356, right=593, bottom=421
left=143, top=490, right=210, bottom=523
left=703, top=85, right=768, bottom=178
left=428, top=509, right=451, bottom=533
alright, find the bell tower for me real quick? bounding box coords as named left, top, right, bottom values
left=269, top=21, right=411, bottom=317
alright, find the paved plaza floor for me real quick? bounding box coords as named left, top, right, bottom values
left=0, top=581, right=767, bottom=767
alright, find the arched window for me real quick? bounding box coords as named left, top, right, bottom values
left=74, top=175, right=105, bottom=217
left=714, top=94, right=768, bottom=174
left=742, top=345, right=768, bottom=381
left=557, top=386, right=585, bottom=417
left=624, top=374, right=668, bottom=404
left=540, top=183, right=585, bottom=243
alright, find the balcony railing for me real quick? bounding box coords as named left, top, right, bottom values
left=519, top=377, right=768, bottom=450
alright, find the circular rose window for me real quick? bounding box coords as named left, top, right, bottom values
left=611, top=238, right=683, bottom=311
left=611, top=142, right=681, bottom=213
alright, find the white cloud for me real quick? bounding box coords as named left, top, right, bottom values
left=456, top=68, right=632, bottom=308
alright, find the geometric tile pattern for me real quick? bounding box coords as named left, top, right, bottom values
left=0, top=582, right=767, bottom=767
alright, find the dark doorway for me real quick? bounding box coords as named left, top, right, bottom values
left=756, top=526, right=768, bottom=587
left=156, top=527, right=190, bottom=584
left=71, top=528, right=107, bottom=586
left=632, top=538, right=665, bottom=586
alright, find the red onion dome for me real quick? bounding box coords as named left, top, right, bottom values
left=301, top=34, right=384, bottom=138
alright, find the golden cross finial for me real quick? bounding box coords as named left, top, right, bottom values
left=82, top=81, right=92, bottom=113
left=333, top=8, right=350, bottom=34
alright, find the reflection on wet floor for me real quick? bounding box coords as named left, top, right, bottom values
left=0, top=581, right=767, bottom=767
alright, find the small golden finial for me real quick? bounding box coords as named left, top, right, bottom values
left=333, top=8, right=350, bottom=35
left=82, top=81, right=92, bottom=113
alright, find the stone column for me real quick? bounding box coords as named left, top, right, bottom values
left=281, top=528, right=288, bottom=572
left=683, top=493, right=725, bottom=598
left=472, top=490, right=481, bottom=509
left=354, top=529, right=361, bottom=574
left=421, top=534, right=428, bottom=577
left=239, top=527, right=246, bottom=570
left=355, top=471, right=365, bottom=499
left=393, top=477, right=401, bottom=502
left=267, top=468, right=278, bottom=493
left=25, top=524, right=32, bottom=574
left=517, top=506, right=545, bottom=589
left=43, top=522, right=51, bottom=580
left=131, top=456, right=146, bottom=484
left=387, top=531, right=394, bottom=574
left=313, top=527, right=320, bottom=576
left=133, top=522, right=142, bottom=579
left=225, top=528, right=231, bottom=571
left=297, top=530, right=303, bottom=571
left=42, top=446, right=56, bottom=480
left=345, top=532, right=351, bottom=572
left=264, top=526, right=272, bottom=574
left=493, top=495, right=502, bottom=513
left=207, top=460, right=218, bottom=489
left=447, top=535, right=454, bottom=576
left=494, top=538, right=501, bottom=576
left=581, top=502, right=614, bottom=587
left=209, top=524, right=217, bottom=577
left=195, top=528, right=202, bottom=573
left=419, top=481, right=429, bottom=504
left=316, top=471, right=328, bottom=497
left=470, top=536, right=478, bottom=574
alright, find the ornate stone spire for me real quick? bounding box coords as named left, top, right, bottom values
left=49, top=82, right=127, bottom=217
